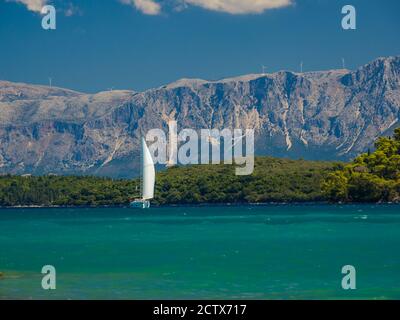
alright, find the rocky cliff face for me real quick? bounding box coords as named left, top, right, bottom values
left=0, top=56, right=399, bottom=177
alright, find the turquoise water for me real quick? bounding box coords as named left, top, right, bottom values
left=0, top=205, right=399, bottom=300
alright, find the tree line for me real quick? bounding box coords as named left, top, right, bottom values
left=322, top=128, right=400, bottom=203
left=0, top=158, right=338, bottom=207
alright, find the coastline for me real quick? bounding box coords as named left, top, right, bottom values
left=1, top=201, right=399, bottom=210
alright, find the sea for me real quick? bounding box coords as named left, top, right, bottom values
left=0, top=204, right=399, bottom=299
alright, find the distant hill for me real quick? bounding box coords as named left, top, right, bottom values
left=0, top=56, right=399, bottom=177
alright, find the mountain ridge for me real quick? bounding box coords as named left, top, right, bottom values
left=0, top=55, right=399, bottom=178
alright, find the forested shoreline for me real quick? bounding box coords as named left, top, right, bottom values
left=0, top=129, right=399, bottom=207
left=0, top=158, right=338, bottom=207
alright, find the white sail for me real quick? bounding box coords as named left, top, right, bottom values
left=141, top=138, right=155, bottom=200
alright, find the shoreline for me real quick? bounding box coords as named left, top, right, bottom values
left=1, top=202, right=400, bottom=209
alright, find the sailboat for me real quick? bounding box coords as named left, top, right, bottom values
left=130, top=138, right=155, bottom=209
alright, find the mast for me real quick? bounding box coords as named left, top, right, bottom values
left=139, top=139, right=142, bottom=199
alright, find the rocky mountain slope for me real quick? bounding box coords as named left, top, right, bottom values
left=0, top=56, right=399, bottom=177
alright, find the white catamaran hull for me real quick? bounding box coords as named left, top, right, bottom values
left=130, top=199, right=150, bottom=209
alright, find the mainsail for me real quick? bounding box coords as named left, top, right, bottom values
left=141, top=137, right=155, bottom=200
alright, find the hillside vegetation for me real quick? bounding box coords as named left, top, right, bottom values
left=0, top=157, right=338, bottom=207
left=322, top=128, right=400, bottom=203
left=155, top=158, right=339, bottom=205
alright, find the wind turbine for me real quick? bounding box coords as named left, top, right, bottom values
left=300, top=61, right=303, bottom=73
left=48, top=77, right=52, bottom=88
left=261, top=65, right=267, bottom=75
left=342, top=58, right=346, bottom=69
left=107, top=87, right=114, bottom=92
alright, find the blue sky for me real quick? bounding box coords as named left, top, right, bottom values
left=0, top=0, right=399, bottom=93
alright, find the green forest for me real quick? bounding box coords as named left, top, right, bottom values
left=0, top=157, right=338, bottom=207
left=155, top=158, right=338, bottom=204
left=0, top=128, right=399, bottom=207
left=322, top=128, right=400, bottom=203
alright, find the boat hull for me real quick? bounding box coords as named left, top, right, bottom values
left=130, top=200, right=150, bottom=209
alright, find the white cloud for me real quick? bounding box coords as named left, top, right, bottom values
left=119, top=0, right=161, bottom=15
left=7, top=0, right=47, bottom=12
left=7, top=0, right=292, bottom=15
left=184, top=0, right=292, bottom=14
left=119, top=0, right=292, bottom=15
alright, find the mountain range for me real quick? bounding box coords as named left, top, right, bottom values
left=0, top=56, right=399, bottom=178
